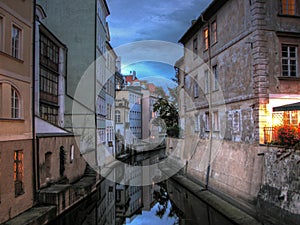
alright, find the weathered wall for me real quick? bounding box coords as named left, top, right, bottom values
left=0, top=140, right=34, bottom=224
left=166, top=138, right=264, bottom=204
left=257, top=148, right=300, bottom=225
left=38, top=135, right=86, bottom=188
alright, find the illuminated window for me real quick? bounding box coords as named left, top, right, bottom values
left=283, top=111, right=299, bottom=126
left=280, top=0, right=296, bottom=15
left=11, top=87, right=20, bottom=118
left=12, top=25, right=21, bottom=59
left=14, top=150, right=24, bottom=197
left=282, top=45, right=297, bottom=77
left=211, top=21, right=217, bottom=44
left=203, top=28, right=209, bottom=50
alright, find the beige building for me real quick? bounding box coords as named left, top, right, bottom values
left=0, top=1, right=34, bottom=223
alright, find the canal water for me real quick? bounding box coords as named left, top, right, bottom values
left=49, top=150, right=236, bottom=225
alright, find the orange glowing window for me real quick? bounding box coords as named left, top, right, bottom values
left=281, top=0, right=296, bottom=15
left=14, top=150, right=24, bottom=196
left=203, top=28, right=209, bottom=50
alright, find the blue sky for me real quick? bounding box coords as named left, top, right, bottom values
left=106, top=0, right=212, bottom=82
left=126, top=201, right=178, bottom=225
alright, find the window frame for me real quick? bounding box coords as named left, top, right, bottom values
left=115, top=110, right=121, bottom=123
left=205, top=111, right=210, bottom=131
left=213, top=111, right=220, bottom=131
left=203, top=27, right=209, bottom=51
left=11, top=87, right=20, bottom=119
left=193, top=37, right=198, bottom=58
left=281, top=44, right=298, bottom=77
left=11, top=24, right=22, bottom=59
left=213, top=65, right=219, bottom=91
left=280, top=0, right=296, bottom=15
left=204, top=70, right=209, bottom=94
left=0, top=15, right=4, bottom=52
left=211, top=20, right=217, bottom=45
left=193, top=75, right=199, bottom=98
left=14, top=150, right=24, bottom=197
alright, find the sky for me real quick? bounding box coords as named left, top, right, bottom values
left=106, top=0, right=212, bottom=83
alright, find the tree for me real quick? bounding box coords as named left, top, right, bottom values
left=153, top=98, right=179, bottom=138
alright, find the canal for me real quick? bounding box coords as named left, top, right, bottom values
left=48, top=150, right=240, bottom=225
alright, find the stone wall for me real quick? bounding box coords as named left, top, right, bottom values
left=257, top=148, right=300, bottom=225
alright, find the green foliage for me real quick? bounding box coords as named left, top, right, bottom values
left=153, top=98, right=179, bottom=137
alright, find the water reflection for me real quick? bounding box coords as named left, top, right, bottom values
left=49, top=150, right=235, bottom=225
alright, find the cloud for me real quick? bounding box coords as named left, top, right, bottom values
left=107, top=0, right=212, bottom=47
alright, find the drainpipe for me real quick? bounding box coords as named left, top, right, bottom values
left=32, top=0, right=37, bottom=203
left=201, top=14, right=213, bottom=190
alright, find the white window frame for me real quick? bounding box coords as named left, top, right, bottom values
left=282, top=45, right=297, bottom=77
left=194, top=114, right=200, bottom=132
left=12, top=24, right=22, bottom=59
left=11, top=87, right=20, bottom=118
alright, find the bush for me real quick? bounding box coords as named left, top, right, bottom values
left=276, top=124, right=299, bottom=147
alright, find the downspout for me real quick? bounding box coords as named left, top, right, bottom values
left=32, top=0, right=37, bottom=203
left=201, top=14, right=213, bottom=190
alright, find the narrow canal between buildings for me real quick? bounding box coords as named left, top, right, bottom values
left=48, top=149, right=238, bottom=225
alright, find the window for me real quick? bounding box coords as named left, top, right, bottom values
left=194, top=115, right=200, bottom=132
left=204, top=70, right=209, bottom=94
left=282, top=45, right=297, bottom=77
left=211, top=21, right=217, bottom=44
left=193, top=75, right=199, bottom=98
left=12, top=25, right=21, bottom=59
left=205, top=112, right=210, bottom=131
left=280, top=0, right=296, bottom=15
left=70, top=145, right=74, bottom=163
left=40, top=103, right=58, bottom=124
left=115, top=110, right=121, bottom=123
left=0, top=16, right=3, bottom=51
left=213, top=111, right=219, bottom=131
left=283, top=111, right=299, bottom=126
left=39, top=33, right=60, bottom=124
left=193, top=38, right=198, bottom=58
left=213, top=65, right=219, bottom=91
left=203, top=28, right=209, bottom=50
left=14, top=150, right=24, bottom=196
left=11, top=87, right=20, bottom=118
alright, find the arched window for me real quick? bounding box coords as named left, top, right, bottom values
left=11, top=87, right=20, bottom=118
left=115, top=110, right=121, bottom=123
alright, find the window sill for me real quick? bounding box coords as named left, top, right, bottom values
left=0, top=118, right=24, bottom=122
left=278, top=76, right=300, bottom=81
left=0, top=51, right=24, bottom=63
left=277, top=14, right=300, bottom=19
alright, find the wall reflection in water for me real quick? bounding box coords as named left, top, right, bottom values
left=49, top=150, right=235, bottom=225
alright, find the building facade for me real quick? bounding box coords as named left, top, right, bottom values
left=0, top=1, right=34, bottom=223
left=176, top=0, right=300, bottom=213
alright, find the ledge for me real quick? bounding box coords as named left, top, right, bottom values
left=278, top=76, right=300, bottom=81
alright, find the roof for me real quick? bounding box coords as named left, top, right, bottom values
left=178, top=0, right=229, bottom=44
left=273, top=102, right=300, bottom=112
